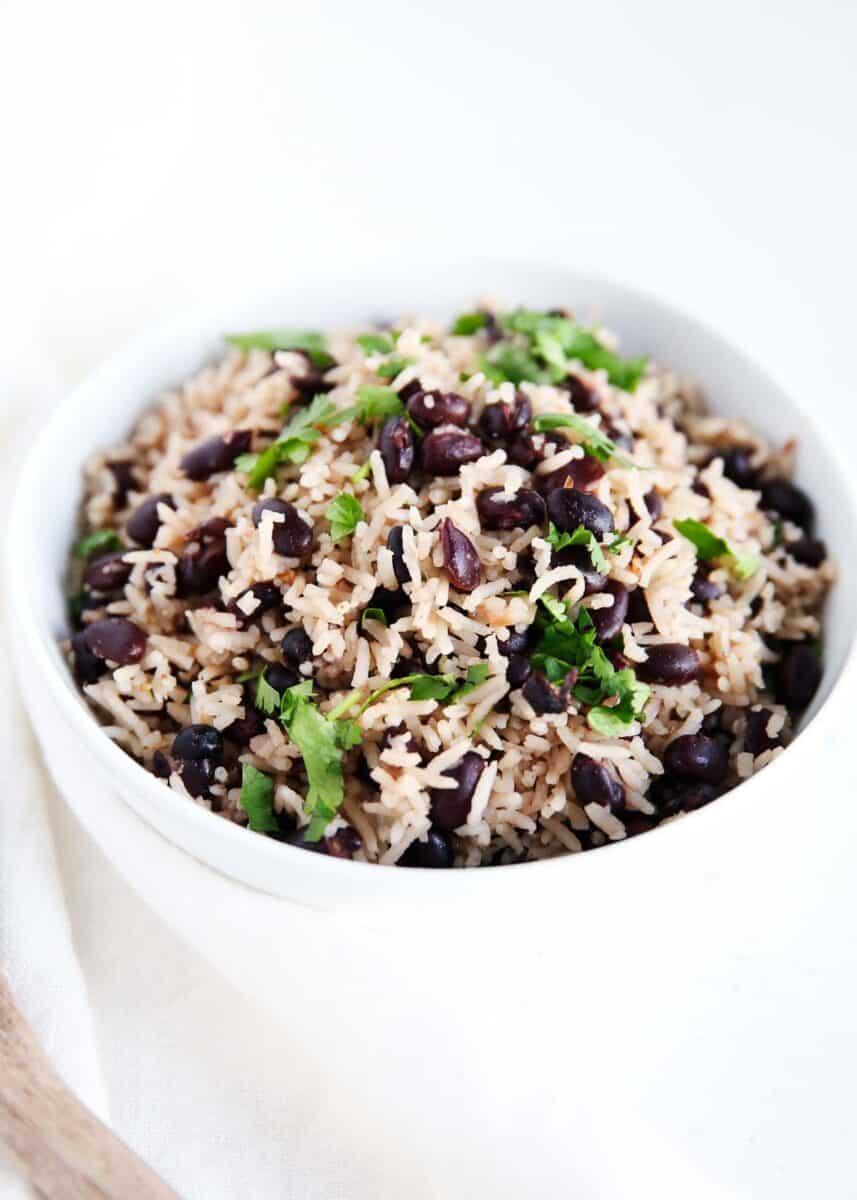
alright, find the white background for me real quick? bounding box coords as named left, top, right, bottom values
left=2, top=1, right=857, bottom=1197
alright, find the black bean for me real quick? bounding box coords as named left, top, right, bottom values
left=561, top=375, right=600, bottom=413
left=626, top=586, right=653, bottom=624
left=378, top=415, right=415, bottom=484
left=82, top=617, right=147, bottom=665
left=386, top=526, right=412, bottom=587
left=506, top=654, right=532, bottom=689
left=692, top=478, right=710, bottom=499
left=507, top=429, right=566, bottom=470
left=571, top=754, right=625, bottom=811
left=260, top=663, right=301, bottom=697
left=224, top=704, right=266, bottom=746
left=551, top=545, right=607, bottom=596
left=539, top=454, right=606, bottom=496
left=152, top=750, right=172, bottom=778
left=429, top=751, right=485, bottom=831
left=84, top=551, right=132, bottom=593
left=367, top=584, right=411, bottom=623
left=744, top=707, right=783, bottom=757
left=400, top=829, right=454, bottom=868
left=663, top=734, right=729, bottom=784
left=644, top=489, right=663, bottom=520
left=701, top=709, right=722, bottom=735
left=281, top=628, right=313, bottom=666
left=547, top=487, right=614, bottom=536
left=522, top=673, right=566, bottom=714
left=380, top=725, right=419, bottom=756
left=290, top=350, right=333, bottom=398
left=498, top=627, right=533, bottom=656
left=127, top=493, right=175, bottom=547
left=622, top=811, right=661, bottom=837
left=786, top=536, right=826, bottom=567
left=407, top=389, right=470, bottom=429
left=70, top=631, right=106, bottom=683
left=637, top=643, right=701, bottom=685
left=589, top=580, right=629, bottom=644
left=421, top=429, right=484, bottom=476
left=761, top=479, right=814, bottom=530
left=398, top=378, right=423, bottom=402
left=719, top=447, right=759, bottom=489
left=440, top=518, right=482, bottom=593
left=478, top=392, right=531, bottom=442
left=179, top=758, right=217, bottom=798
left=173, top=724, right=224, bottom=762
left=251, top=498, right=313, bottom=561
left=176, top=517, right=231, bottom=597
left=690, top=568, right=724, bottom=606
left=476, top=486, right=546, bottom=531
left=107, top=460, right=137, bottom=507
left=226, top=581, right=282, bottom=628
left=776, top=642, right=822, bottom=710
left=180, top=430, right=252, bottom=481
left=650, top=776, right=720, bottom=816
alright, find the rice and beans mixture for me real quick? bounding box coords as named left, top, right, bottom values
left=65, top=306, right=832, bottom=867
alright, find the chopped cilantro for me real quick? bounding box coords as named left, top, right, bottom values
left=480, top=344, right=555, bottom=386
left=225, top=329, right=333, bottom=368
left=771, top=519, right=785, bottom=549
left=356, top=664, right=492, bottom=712
left=501, top=310, right=647, bottom=391
left=361, top=607, right=388, bottom=627
left=608, top=534, right=633, bottom=554
left=545, top=523, right=608, bottom=573
left=239, top=763, right=279, bottom=833
left=351, top=460, right=372, bottom=484
left=375, top=355, right=415, bottom=380
left=531, top=412, right=635, bottom=468
left=539, top=593, right=569, bottom=622
left=357, top=332, right=395, bottom=355
left=74, top=529, right=123, bottom=559
left=255, top=670, right=282, bottom=716
left=326, top=493, right=365, bottom=543
left=327, top=385, right=405, bottom=428
left=242, top=394, right=341, bottom=489
left=452, top=311, right=489, bottom=336
left=674, top=518, right=759, bottom=582
left=278, top=684, right=349, bottom=841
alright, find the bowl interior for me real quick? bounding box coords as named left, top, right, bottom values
left=10, top=260, right=857, bottom=902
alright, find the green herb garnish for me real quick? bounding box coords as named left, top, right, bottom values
left=375, top=356, right=415, bottom=380
left=74, top=529, right=123, bottom=559
left=452, top=311, right=489, bottom=336
left=545, top=523, right=608, bottom=573
left=225, top=329, right=333, bottom=368
left=255, top=670, right=282, bottom=716
left=357, top=332, right=395, bottom=355
left=239, top=763, right=279, bottom=833
left=501, top=309, right=647, bottom=391
left=361, top=607, right=388, bottom=627
left=674, top=518, right=759, bottom=582
left=531, top=412, right=635, bottom=468
left=278, top=683, right=351, bottom=841
left=351, top=460, right=372, bottom=484
left=608, top=534, right=633, bottom=554
left=326, top=493, right=365, bottom=543
left=240, top=394, right=340, bottom=489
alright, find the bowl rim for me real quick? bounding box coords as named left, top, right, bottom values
left=9, top=259, right=857, bottom=900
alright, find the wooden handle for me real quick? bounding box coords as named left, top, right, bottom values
left=0, top=973, right=179, bottom=1199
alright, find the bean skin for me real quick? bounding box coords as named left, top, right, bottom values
left=644, top=490, right=663, bottom=520
left=650, top=776, right=720, bottom=816
left=506, top=654, right=532, bottom=689
left=107, top=461, right=137, bottom=507
left=507, top=429, right=565, bottom=469
left=522, top=673, right=566, bottom=714
left=744, top=707, right=783, bottom=756
left=281, top=627, right=313, bottom=666
left=430, top=752, right=485, bottom=831
left=552, top=544, right=607, bottom=596
left=690, top=569, right=724, bottom=606
left=476, top=487, right=546, bottom=531
left=478, top=392, right=531, bottom=442
left=571, top=753, right=625, bottom=811
left=261, top=663, right=301, bottom=695
left=82, top=617, right=147, bottom=665
left=663, top=734, right=729, bottom=784
left=127, top=493, right=175, bottom=547
left=224, top=704, right=266, bottom=746
left=386, top=526, right=412, bottom=587
left=760, top=479, right=814, bottom=530
left=400, top=829, right=454, bottom=868
left=406, top=389, right=470, bottom=429
left=378, top=415, right=415, bottom=483
left=180, top=430, right=252, bottom=481
left=589, top=580, right=629, bottom=644
left=786, top=536, right=826, bottom=567
left=637, top=643, right=701, bottom=685
left=252, top=498, right=313, bottom=560
left=173, top=724, right=223, bottom=763
left=440, top=519, right=482, bottom=593
left=421, top=429, right=484, bottom=476
left=719, top=447, right=759, bottom=489
left=626, top=587, right=653, bottom=624
left=71, top=631, right=107, bottom=684
left=497, top=627, right=533, bottom=656
left=539, top=454, right=605, bottom=495
left=547, top=487, right=614, bottom=537
left=776, top=642, right=822, bottom=710
left=561, top=375, right=600, bottom=413
left=226, top=581, right=282, bottom=628
left=176, top=517, right=231, bottom=596
left=84, top=551, right=132, bottom=593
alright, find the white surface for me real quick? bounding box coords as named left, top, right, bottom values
left=1, top=1, right=857, bottom=1197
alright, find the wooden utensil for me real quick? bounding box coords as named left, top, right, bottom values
left=0, top=973, right=179, bottom=1198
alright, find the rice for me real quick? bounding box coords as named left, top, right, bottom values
left=63, top=303, right=834, bottom=867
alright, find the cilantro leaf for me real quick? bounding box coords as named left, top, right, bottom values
left=361, top=607, right=388, bottom=627
left=282, top=691, right=347, bottom=841
left=539, top=593, right=569, bottom=622
left=243, top=394, right=341, bottom=489
left=409, top=673, right=459, bottom=701
left=608, top=534, right=633, bottom=554
left=225, top=329, right=333, bottom=368
left=531, top=412, right=635, bottom=468
left=355, top=385, right=404, bottom=421
left=375, top=356, right=415, bottom=380
left=480, top=344, right=555, bottom=386
left=357, top=332, right=394, bottom=354
left=501, top=310, right=647, bottom=391
left=351, top=460, right=372, bottom=484
left=240, top=763, right=279, bottom=833
left=452, top=311, right=489, bottom=335
left=454, top=662, right=492, bottom=698
left=255, top=670, right=282, bottom=716
left=545, top=523, right=608, bottom=573
left=355, top=664, right=492, bottom=711
left=74, top=529, right=123, bottom=559
left=674, top=518, right=759, bottom=582
left=326, top=493, right=365, bottom=543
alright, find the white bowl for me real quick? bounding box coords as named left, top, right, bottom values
left=9, top=260, right=857, bottom=909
